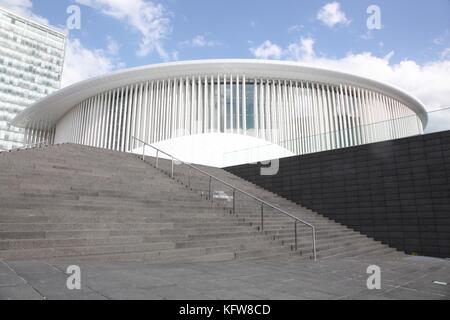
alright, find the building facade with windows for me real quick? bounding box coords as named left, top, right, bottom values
left=0, top=6, right=66, bottom=150
left=12, top=60, right=428, bottom=167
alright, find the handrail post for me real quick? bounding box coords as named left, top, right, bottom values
left=156, top=150, right=159, bottom=168
left=261, top=203, right=264, bottom=231
left=131, top=136, right=318, bottom=263
left=295, top=221, right=298, bottom=251
left=208, top=176, right=212, bottom=200
left=188, top=167, right=191, bottom=188
left=312, top=227, right=317, bottom=261
left=232, top=189, right=236, bottom=214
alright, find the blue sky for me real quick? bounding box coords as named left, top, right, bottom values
left=2, top=0, right=450, bottom=121
left=27, top=0, right=449, bottom=64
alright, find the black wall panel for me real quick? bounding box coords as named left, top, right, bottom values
left=225, top=130, right=450, bottom=258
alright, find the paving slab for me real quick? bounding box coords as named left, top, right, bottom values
left=0, top=285, right=44, bottom=300
left=0, top=255, right=449, bottom=300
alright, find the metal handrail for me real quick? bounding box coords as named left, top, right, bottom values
left=132, top=136, right=317, bottom=260
left=0, top=140, right=48, bottom=153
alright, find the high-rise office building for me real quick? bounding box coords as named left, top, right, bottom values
left=0, top=6, right=66, bottom=150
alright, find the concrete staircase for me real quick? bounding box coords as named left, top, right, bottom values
left=148, top=156, right=404, bottom=261
left=0, top=143, right=403, bottom=263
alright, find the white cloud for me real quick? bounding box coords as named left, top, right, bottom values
left=0, top=0, right=48, bottom=24
left=250, top=38, right=450, bottom=115
left=250, top=40, right=283, bottom=59
left=441, top=47, right=450, bottom=59
left=433, top=29, right=449, bottom=46
left=287, top=25, right=304, bottom=33
left=61, top=38, right=119, bottom=88
left=426, top=109, right=450, bottom=133
left=75, top=0, right=172, bottom=59
left=106, top=36, right=120, bottom=55
left=180, top=35, right=220, bottom=48
left=285, top=37, right=316, bottom=61
left=317, top=2, right=350, bottom=28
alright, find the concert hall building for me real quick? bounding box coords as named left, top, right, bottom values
left=12, top=60, right=428, bottom=167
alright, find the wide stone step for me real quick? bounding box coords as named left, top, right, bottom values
left=318, top=245, right=398, bottom=260
left=0, top=222, right=174, bottom=232
left=0, top=241, right=175, bottom=260
left=0, top=143, right=399, bottom=263
left=234, top=246, right=305, bottom=261
left=48, top=247, right=236, bottom=264
left=315, top=242, right=393, bottom=259
left=173, top=236, right=284, bottom=251
left=0, top=235, right=144, bottom=250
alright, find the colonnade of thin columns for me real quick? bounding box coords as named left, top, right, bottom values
left=49, top=75, right=422, bottom=155
left=23, top=122, right=55, bottom=146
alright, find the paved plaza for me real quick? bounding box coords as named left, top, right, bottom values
left=0, top=254, right=449, bottom=300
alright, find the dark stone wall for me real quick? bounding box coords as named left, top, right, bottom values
left=225, top=130, right=450, bottom=258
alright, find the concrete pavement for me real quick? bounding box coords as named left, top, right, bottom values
left=1, top=254, right=448, bottom=300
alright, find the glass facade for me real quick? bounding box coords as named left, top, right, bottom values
left=0, top=7, right=66, bottom=150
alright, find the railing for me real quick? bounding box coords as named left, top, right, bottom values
left=0, top=140, right=48, bottom=153
left=132, top=136, right=317, bottom=260
left=222, top=106, right=450, bottom=167
left=223, top=113, right=423, bottom=167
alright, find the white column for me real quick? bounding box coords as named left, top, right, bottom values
left=111, top=89, right=119, bottom=150
left=204, top=76, right=208, bottom=133
left=266, top=80, right=272, bottom=143
left=223, top=75, right=227, bottom=132
left=117, top=87, right=125, bottom=149
left=337, top=85, right=347, bottom=148
left=349, top=85, right=359, bottom=145
left=168, top=79, right=174, bottom=139
left=355, top=87, right=364, bottom=144
left=298, top=82, right=305, bottom=153
left=309, top=83, right=318, bottom=152
left=277, top=81, right=283, bottom=146
left=95, top=93, right=103, bottom=148
left=271, top=80, right=278, bottom=144
left=124, top=86, right=133, bottom=151
left=89, top=96, right=96, bottom=146
left=108, top=90, right=115, bottom=149
left=242, top=75, right=247, bottom=134
left=129, top=85, right=138, bottom=148
left=178, top=78, right=184, bottom=137
left=81, top=100, right=88, bottom=145
left=173, top=79, right=178, bottom=139
left=86, top=98, right=93, bottom=146
left=121, top=86, right=129, bottom=151
left=99, top=92, right=107, bottom=148
left=198, top=76, right=202, bottom=134
left=236, top=75, right=240, bottom=134
left=216, top=75, right=220, bottom=132
left=254, top=79, right=259, bottom=137
left=210, top=76, right=214, bottom=133
left=259, top=79, right=265, bottom=140
left=287, top=81, right=294, bottom=151
left=368, top=91, right=378, bottom=142
left=230, top=75, right=234, bottom=132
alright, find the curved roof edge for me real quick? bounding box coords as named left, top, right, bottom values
left=12, top=59, right=428, bottom=129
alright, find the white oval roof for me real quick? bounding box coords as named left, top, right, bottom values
left=12, top=59, right=428, bottom=128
